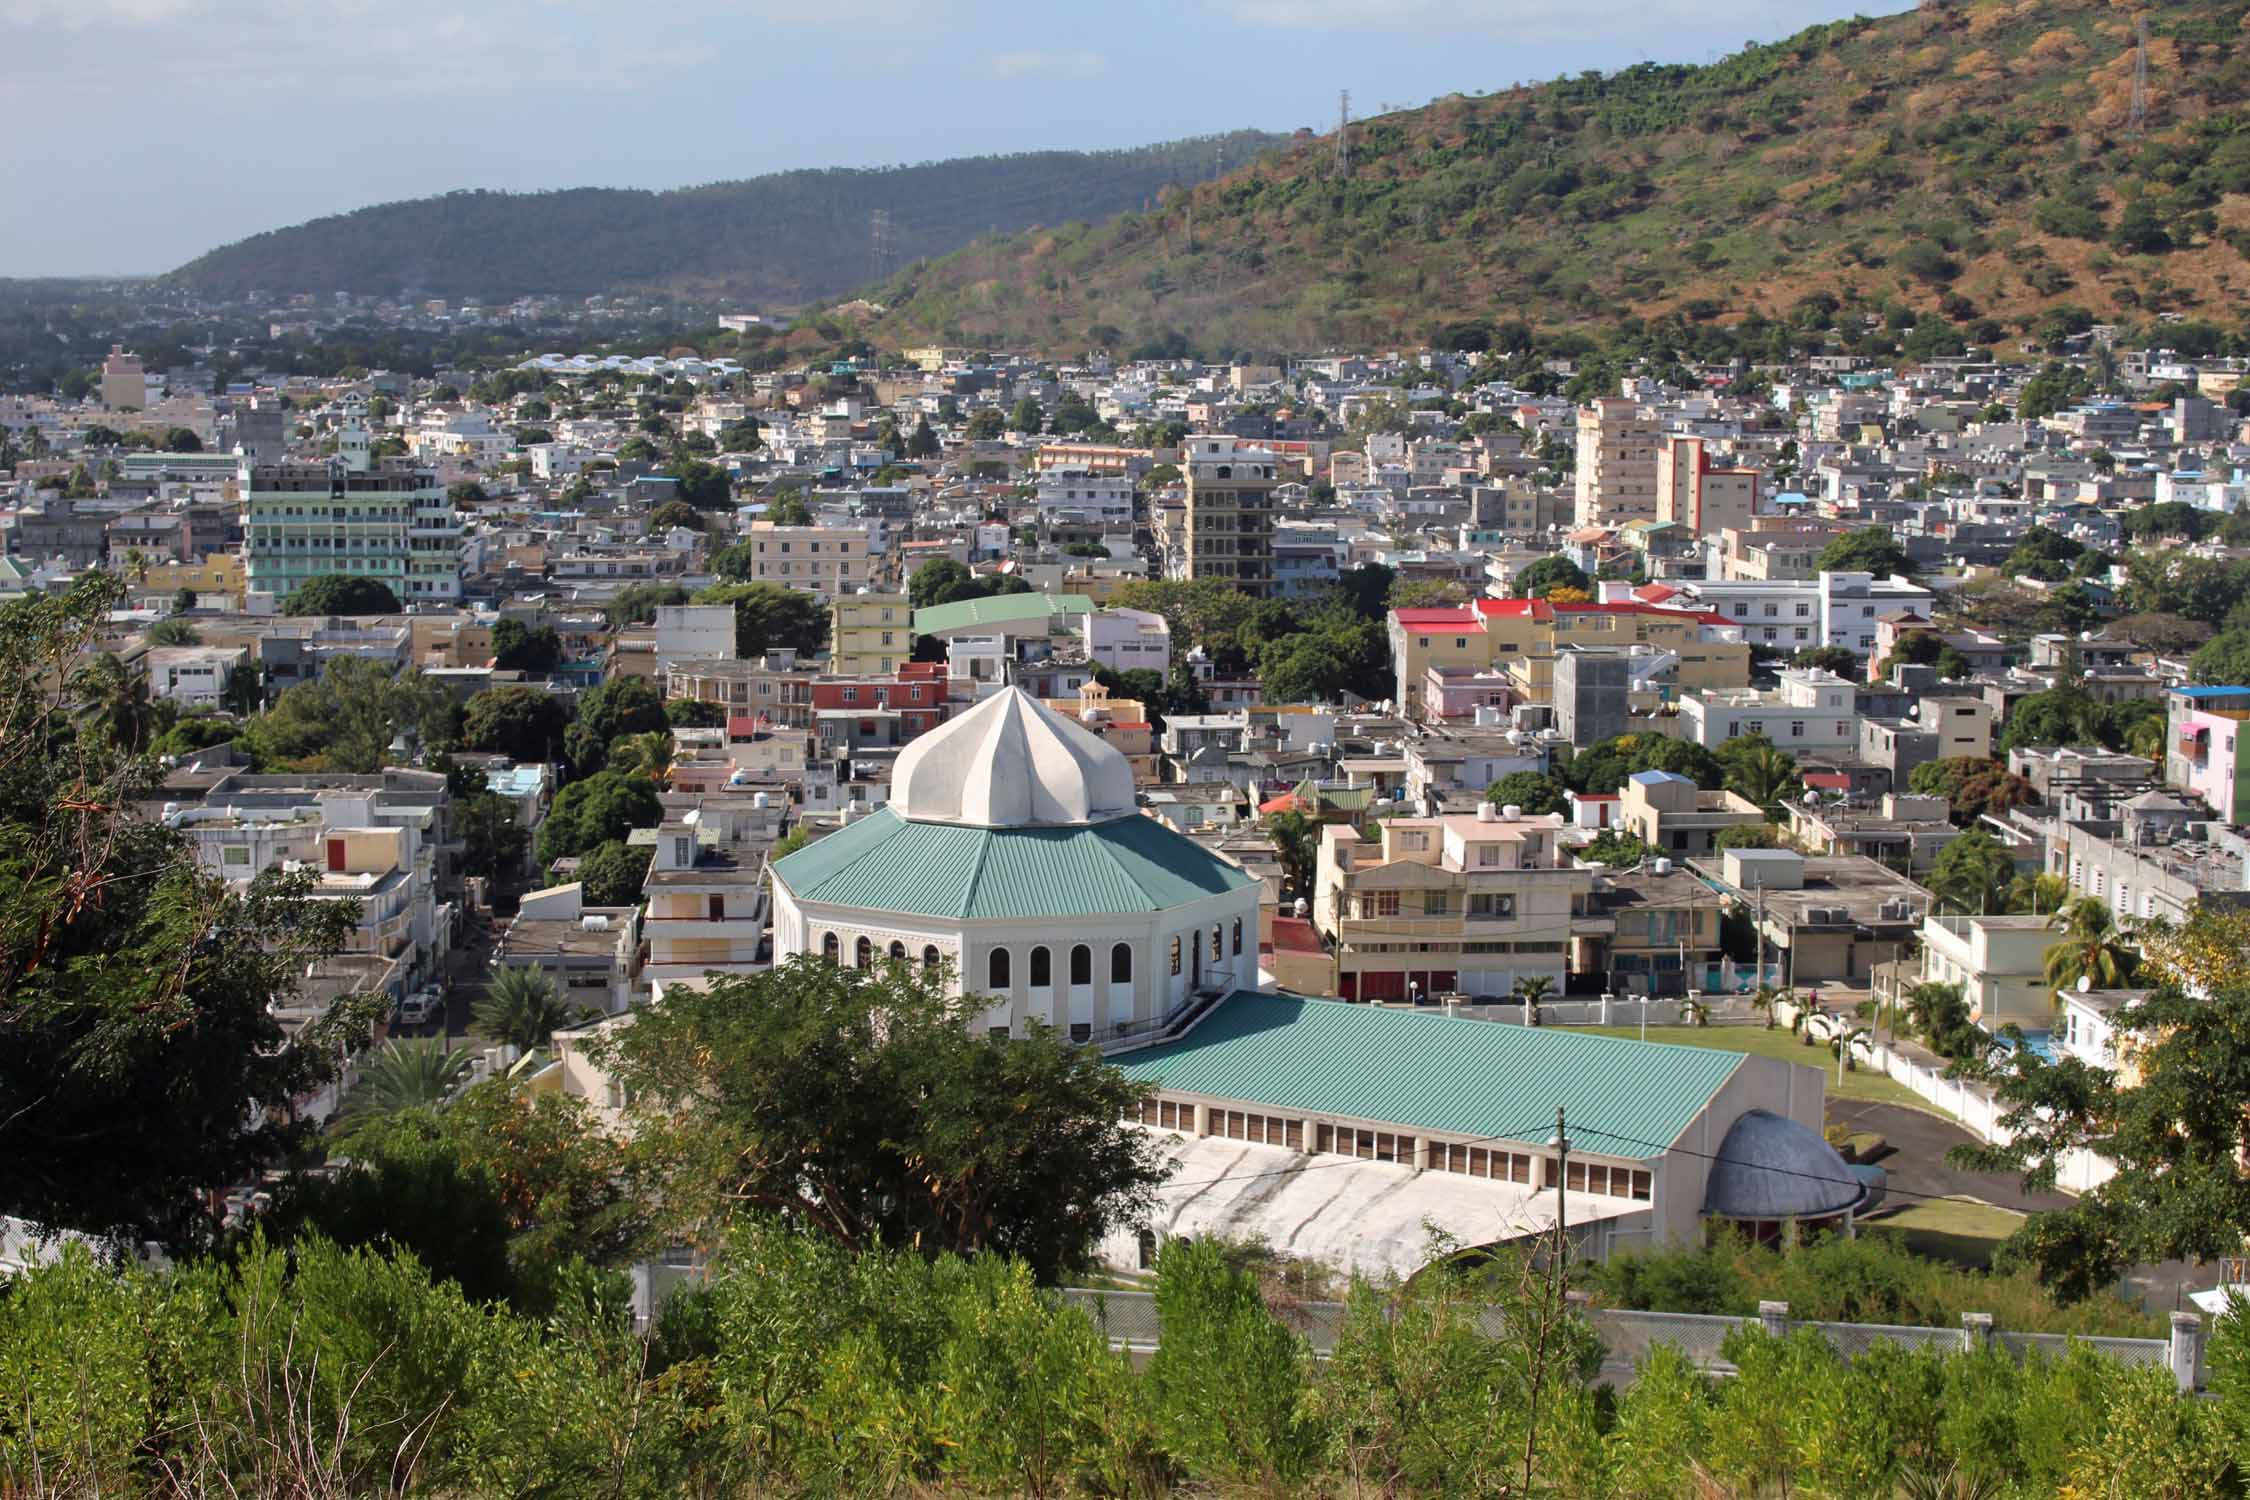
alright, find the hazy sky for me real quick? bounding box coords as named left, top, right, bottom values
left=0, top=0, right=1903, bottom=277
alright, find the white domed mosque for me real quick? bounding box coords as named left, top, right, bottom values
left=768, top=687, right=1264, bottom=1038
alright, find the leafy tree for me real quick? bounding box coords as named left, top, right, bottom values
left=1925, top=829, right=2017, bottom=915
left=1512, top=555, right=1592, bottom=600
left=693, top=581, right=829, bottom=658
left=2042, top=897, right=2136, bottom=992
left=490, top=617, right=563, bottom=674
left=536, top=771, right=663, bottom=866
left=0, top=577, right=370, bottom=1253
left=1791, top=644, right=1857, bottom=675
left=161, top=426, right=202, bottom=453
left=646, top=499, right=705, bottom=533
left=71, top=651, right=164, bottom=753
left=574, top=675, right=667, bottom=749
left=279, top=573, right=402, bottom=616
left=664, top=697, right=726, bottom=729
left=239, top=658, right=454, bottom=773
left=1327, top=563, right=1396, bottom=621
left=607, top=580, right=691, bottom=626
left=769, top=826, right=811, bottom=862
left=2111, top=199, right=2171, bottom=255
left=1008, top=396, right=1045, bottom=434
left=908, top=556, right=1032, bottom=613
left=460, top=685, right=570, bottom=763
left=964, top=408, right=1008, bottom=440
left=1961, top=915, right=2250, bottom=1302
left=473, top=967, right=590, bottom=1053
left=446, top=480, right=489, bottom=508
left=1814, top=527, right=1913, bottom=578
left=594, top=956, right=1165, bottom=1281
left=764, top=490, right=813, bottom=525
left=457, top=790, right=530, bottom=882
left=905, top=416, right=942, bottom=459
left=2191, top=630, right=2250, bottom=687
left=660, top=457, right=733, bottom=510
left=1713, top=823, right=1781, bottom=850
left=1582, top=830, right=1653, bottom=868
left=576, top=840, right=652, bottom=907
left=1266, top=809, right=1319, bottom=899
left=1485, top=770, right=1569, bottom=816
left=1998, top=687, right=2105, bottom=754
left=145, top=617, right=200, bottom=647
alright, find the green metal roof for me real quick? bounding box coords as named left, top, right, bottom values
left=912, top=592, right=1092, bottom=636
left=1112, top=993, right=1748, bottom=1159
left=770, top=806, right=1258, bottom=919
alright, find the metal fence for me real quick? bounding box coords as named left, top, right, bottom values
left=1055, top=1288, right=2193, bottom=1388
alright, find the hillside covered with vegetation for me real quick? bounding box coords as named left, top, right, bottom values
left=167, top=132, right=1285, bottom=304
left=870, top=0, right=2250, bottom=354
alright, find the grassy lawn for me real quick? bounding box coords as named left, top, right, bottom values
left=1576, top=1024, right=1926, bottom=1111
left=1864, top=1197, right=2027, bottom=1271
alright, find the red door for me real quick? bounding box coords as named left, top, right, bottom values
left=1359, top=970, right=1407, bottom=1002
left=326, top=838, right=346, bottom=872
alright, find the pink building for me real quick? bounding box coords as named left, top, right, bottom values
left=2167, top=685, right=2250, bottom=826
left=1422, top=664, right=1517, bottom=724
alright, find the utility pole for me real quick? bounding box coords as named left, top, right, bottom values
left=1336, top=89, right=1353, bottom=177
left=870, top=208, right=896, bottom=281
left=1550, top=1105, right=1570, bottom=1300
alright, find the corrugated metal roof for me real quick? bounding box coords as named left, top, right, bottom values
left=771, top=807, right=1258, bottom=919
left=1112, top=993, right=1746, bottom=1159
left=912, top=592, right=1093, bottom=635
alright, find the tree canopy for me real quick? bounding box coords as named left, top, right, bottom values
left=693, top=581, right=830, bottom=658
left=536, top=771, right=664, bottom=866
left=594, top=956, right=1164, bottom=1282
left=279, top=573, right=402, bottom=617
left=1512, top=555, right=1592, bottom=600
left=460, top=685, right=570, bottom=763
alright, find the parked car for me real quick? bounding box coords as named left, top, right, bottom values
left=394, top=989, right=439, bottom=1026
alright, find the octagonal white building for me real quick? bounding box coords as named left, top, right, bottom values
left=769, top=687, right=1263, bottom=1038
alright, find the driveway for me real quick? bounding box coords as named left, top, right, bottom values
left=1829, top=1098, right=2206, bottom=1313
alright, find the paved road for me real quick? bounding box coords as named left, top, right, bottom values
left=1825, top=1099, right=2070, bottom=1215
left=1829, top=1098, right=2206, bottom=1313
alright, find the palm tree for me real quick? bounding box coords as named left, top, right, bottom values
left=1678, top=996, right=1711, bottom=1028
left=2006, top=872, right=2071, bottom=917
left=146, top=617, right=201, bottom=647
left=1511, top=974, right=1554, bottom=1025
left=344, top=1039, right=470, bottom=1121
left=72, top=651, right=159, bottom=753
left=1829, top=1024, right=1870, bottom=1080
left=472, top=967, right=586, bottom=1053
left=2043, top=897, right=2136, bottom=993
left=2126, top=714, right=2166, bottom=763
left=1750, top=982, right=1785, bottom=1030
left=1726, top=745, right=1800, bottom=816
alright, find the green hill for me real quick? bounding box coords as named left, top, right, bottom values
left=166, top=132, right=1286, bottom=304
left=870, top=0, right=2250, bottom=354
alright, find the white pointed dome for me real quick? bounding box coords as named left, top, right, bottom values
left=889, top=686, right=1136, bottom=828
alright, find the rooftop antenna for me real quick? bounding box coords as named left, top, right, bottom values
left=1336, top=89, right=1352, bottom=177
left=2128, top=13, right=2149, bottom=135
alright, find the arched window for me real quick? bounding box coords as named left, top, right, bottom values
left=1111, top=942, right=1133, bottom=984
left=1030, top=945, right=1052, bottom=986
left=855, top=936, right=872, bottom=969
left=1232, top=918, right=1243, bottom=957
left=923, top=944, right=941, bottom=969
left=1210, top=925, right=1223, bottom=962
left=821, top=932, right=839, bottom=964
left=988, top=947, right=1011, bottom=989
left=1070, top=944, right=1092, bottom=985
left=888, top=940, right=906, bottom=962
left=1169, top=936, right=1182, bottom=976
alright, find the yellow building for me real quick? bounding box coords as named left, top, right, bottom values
left=1312, top=806, right=1592, bottom=1001
left=143, top=552, right=244, bottom=600
left=830, top=592, right=913, bottom=675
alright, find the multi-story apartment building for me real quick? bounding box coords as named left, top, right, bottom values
left=1618, top=771, right=1769, bottom=857
left=1573, top=398, right=1660, bottom=528
left=1387, top=597, right=1749, bottom=717
left=640, top=812, right=771, bottom=987
left=829, top=592, right=913, bottom=675
left=1034, top=466, right=1134, bottom=525
left=243, top=408, right=459, bottom=603
left=666, top=654, right=816, bottom=728
left=1654, top=436, right=1758, bottom=538
left=1680, top=668, right=1860, bottom=754
left=744, top=520, right=877, bottom=596
left=810, top=664, right=952, bottom=755
left=1313, top=803, right=1594, bottom=1001
left=1177, top=434, right=1279, bottom=596
left=100, top=344, right=147, bottom=410
left=2166, top=685, right=2250, bottom=826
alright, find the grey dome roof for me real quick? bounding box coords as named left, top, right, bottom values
left=1701, top=1109, right=1872, bottom=1220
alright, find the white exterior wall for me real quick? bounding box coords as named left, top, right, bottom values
left=771, top=880, right=1261, bottom=1036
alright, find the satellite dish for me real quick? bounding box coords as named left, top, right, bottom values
left=1803, top=790, right=1820, bottom=805
left=2076, top=974, right=2093, bottom=993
